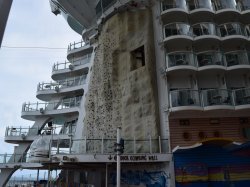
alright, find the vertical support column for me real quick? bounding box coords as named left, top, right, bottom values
left=116, top=127, right=121, bottom=187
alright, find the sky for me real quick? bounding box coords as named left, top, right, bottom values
left=0, top=0, right=80, bottom=179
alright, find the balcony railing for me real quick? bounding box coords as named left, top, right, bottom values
left=164, top=23, right=192, bottom=38
left=213, top=0, right=237, bottom=10
left=188, top=0, right=214, bottom=11
left=5, top=123, right=75, bottom=138
left=233, top=88, right=250, bottom=105
left=5, top=127, right=39, bottom=137
left=169, top=88, right=250, bottom=109
left=238, top=0, right=250, bottom=11
left=161, top=0, right=188, bottom=11
left=225, top=50, right=250, bottom=67
left=197, top=51, right=225, bottom=67
left=0, top=153, right=29, bottom=164
left=170, top=89, right=201, bottom=107
left=53, top=54, right=91, bottom=72
left=166, top=50, right=250, bottom=69
left=166, top=51, right=196, bottom=68
left=52, top=137, right=169, bottom=155
left=202, top=89, right=233, bottom=106
left=219, top=23, right=246, bottom=37
left=68, top=40, right=85, bottom=51
left=192, top=23, right=218, bottom=37
left=37, top=75, right=87, bottom=91
left=22, top=96, right=82, bottom=112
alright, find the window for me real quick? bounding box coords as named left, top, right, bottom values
left=130, top=46, right=145, bottom=71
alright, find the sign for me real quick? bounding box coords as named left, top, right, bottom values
left=108, top=154, right=159, bottom=162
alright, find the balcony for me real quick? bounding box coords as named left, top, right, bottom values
left=219, top=23, right=247, bottom=47
left=52, top=54, right=90, bottom=80
left=166, top=51, right=197, bottom=72
left=197, top=51, right=226, bottom=71
left=202, top=89, right=234, bottom=110
left=233, top=88, right=250, bottom=110
left=21, top=96, right=82, bottom=121
left=225, top=50, right=250, bottom=70
left=37, top=75, right=86, bottom=101
left=161, top=0, right=188, bottom=22
left=238, top=0, right=250, bottom=11
left=163, top=23, right=193, bottom=46
left=4, top=124, right=72, bottom=143
left=192, top=23, right=220, bottom=46
left=169, top=89, right=202, bottom=111
left=67, top=40, right=93, bottom=59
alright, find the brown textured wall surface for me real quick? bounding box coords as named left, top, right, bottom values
left=169, top=117, right=250, bottom=149
left=83, top=9, right=159, bottom=152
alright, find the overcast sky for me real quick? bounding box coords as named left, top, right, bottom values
left=0, top=0, right=80, bottom=179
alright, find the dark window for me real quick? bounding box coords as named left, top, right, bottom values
left=131, top=46, right=145, bottom=71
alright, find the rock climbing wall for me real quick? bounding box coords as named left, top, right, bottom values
left=83, top=9, right=160, bottom=153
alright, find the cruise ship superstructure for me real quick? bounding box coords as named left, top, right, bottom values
left=1, top=0, right=250, bottom=186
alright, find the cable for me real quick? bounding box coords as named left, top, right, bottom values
left=1, top=45, right=67, bottom=50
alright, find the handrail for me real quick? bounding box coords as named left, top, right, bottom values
left=22, top=96, right=82, bottom=112
left=52, top=54, right=91, bottom=72
left=68, top=40, right=85, bottom=51
left=169, top=88, right=250, bottom=107
left=164, top=22, right=248, bottom=38
left=37, top=75, right=87, bottom=91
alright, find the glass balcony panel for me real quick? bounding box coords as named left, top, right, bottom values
left=170, top=90, right=201, bottom=107
left=197, top=51, right=224, bottom=67
left=164, top=23, right=192, bottom=37
left=214, top=0, right=237, bottom=10
left=193, top=23, right=217, bottom=37
left=219, top=23, right=246, bottom=37
left=161, top=0, right=187, bottom=11
left=188, top=0, right=213, bottom=10
left=239, top=0, right=250, bottom=10
left=225, top=51, right=249, bottom=66
left=233, top=88, right=250, bottom=105
left=167, top=52, right=195, bottom=67
left=202, top=89, right=233, bottom=106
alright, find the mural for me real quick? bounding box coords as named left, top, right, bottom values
left=174, top=143, right=250, bottom=187
left=110, top=170, right=169, bottom=187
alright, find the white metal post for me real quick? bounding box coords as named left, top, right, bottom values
left=116, top=127, right=121, bottom=187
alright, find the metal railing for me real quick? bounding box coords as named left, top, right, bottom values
left=161, top=0, right=250, bottom=12
left=0, top=137, right=168, bottom=164
left=37, top=75, right=87, bottom=92
left=161, top=0, right=188, bottom=11
left=22, top=96, right=82, bottom=112
left=53, top=137, right=168, bottom=155
left=68, top=40, right=85, bottom=51
left=197, top=51, right=225, bottom=67
left=218, top=22, right=246, bottom=37
left=188, top=0, right=213, bottom=11
left=164, top=22, right=249, bottom=39
left=0, top=153, right=30, bottom=164
left=233, top=88, right=250, bottom=106
left=213, top=0, right=237, bottom=10
left=225, top=50, right=250, bottom=67
left=166, top=50, right=250, bottom=69
left=169, top=88, right=250, bottom=108
left=170, top=89, right=201, bottom=107
left=5, top=124, right=75, bottom=138
left=164, top=22, right=192, bottom=37
left=52, top=54, right=91, bottom=72
left=5, top=127, right=39, bottom=137
left=166, top=51, right=196, bottom=68
left=192, top=22, right=218, bottom=37
left=201, top=89, right=233, bottom=106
